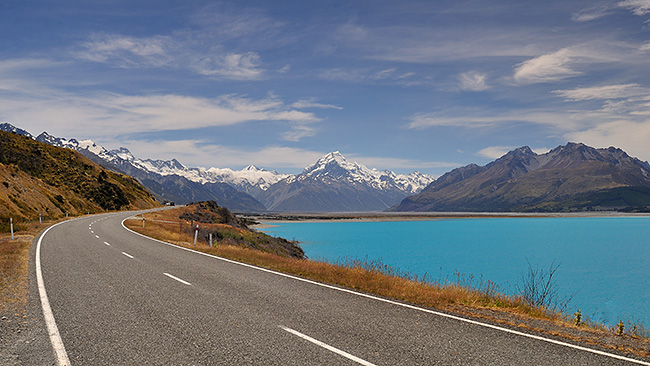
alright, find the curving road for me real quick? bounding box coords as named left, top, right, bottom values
left=32, top=211, right=650, bottom=365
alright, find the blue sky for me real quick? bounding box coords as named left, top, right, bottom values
left=2, top=0, right=650, bottom=176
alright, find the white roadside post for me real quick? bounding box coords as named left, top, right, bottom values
left=193, top=224, right=199, bottom=246
left=10, top=218, right=14, bottom=240
left=142, top=216, right=145, bottom=228
left=39, top=213, right=42, bottom=224
left=209, top=233, right=213, bottom=248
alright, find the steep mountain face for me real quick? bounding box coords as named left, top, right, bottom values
left=263, top=152, right=434, bottom=212
left=0, top=130, right=159, bottom=222
left=392, top=143, right=650, bottom=212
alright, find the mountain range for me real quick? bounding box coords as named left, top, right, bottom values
left=0, top=123, right=434, bottom=212
left=391, top=143, right=650, bottom=212
left=7, top=122, right=649, bottom=213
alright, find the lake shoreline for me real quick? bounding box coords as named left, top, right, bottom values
left=247, top=210, right=650, bottom=228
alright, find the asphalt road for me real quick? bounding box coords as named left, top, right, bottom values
left=32, top=211, right=650, bottom=365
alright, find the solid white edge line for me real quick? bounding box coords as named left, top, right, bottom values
left=121, top=217, right=650, bottom=366
left=163, top=272, right=192, bottom=286
left=121, top=252, right=134, bottom=259
left=36, top=220, right=74, bottom=366
left=280, top=326, right=376, bottom=366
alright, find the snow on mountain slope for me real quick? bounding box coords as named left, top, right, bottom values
left=286, top=151, right=434, bottom=194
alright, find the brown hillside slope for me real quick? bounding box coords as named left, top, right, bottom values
left=0, top=130, right=159, bottom=227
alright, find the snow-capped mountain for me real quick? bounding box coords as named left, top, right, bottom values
left=286, top=151, right=432, bottom=194
left=0, top=122, right=33, bottom=138
left=30, top=129, right=285, bottom=198
left=263, top=152, right=434, bottom=212
left=2, top=123, right=434, bottom=212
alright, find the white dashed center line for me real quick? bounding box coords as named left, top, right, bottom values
left=280, top=326, right=376, bottom=365
left=104, top=242, right=111, bottom=246
left=121, top=252, right=134, bottom=259
left=163, top=273, right=192, bottom=286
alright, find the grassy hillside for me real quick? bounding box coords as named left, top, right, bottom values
left=0, top=130, right=160, bottom=228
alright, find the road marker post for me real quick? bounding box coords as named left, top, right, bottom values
left=10, top=218, right=14, bottom=240
left=209, top=233, right=212, bottom=248
left=142, top=216, right=145, bottom=228
left=193, top=224, right=199, bottom=246
left=39, top=213, right=42, bottom=224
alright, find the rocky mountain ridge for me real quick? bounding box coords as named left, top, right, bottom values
left=392, top=143, right=650, bottom=212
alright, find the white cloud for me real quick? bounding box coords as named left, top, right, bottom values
left=351, top=156, right=458, bottom=172
left=477, top=145, right=552, bottom=159
left=477, top=146, right=514, bottom=159
left=407, top=110, right=582, bottom=130
left=566, top=119, right=650, bottom=162
left=291, top=98, right=343, bottom=110
left=639, top=42, right=650, bottom=52
left=118, top=140, right=326, bottom=170
left=513, top=48, right=581, bottom=84
left=458, top=71, right=489, bottom=91
left=0, top=82, right=320, bottom=141
left=553, top=84, right=648, bottom=101
left=571, top=5, right=615, bottom=22
left=281, top=124, right=317, bottom=142
left=318, top=67, right=421, bottom=85
left=76, top=33, right=266, bottom=80
left=193, top=52, right=265, bottom=80
left=76, top=34, right=173, bottom=67
left=618, top=0, right=650, bottom=15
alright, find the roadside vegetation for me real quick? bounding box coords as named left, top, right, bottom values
left=0, top=217, right=64, bottom=315
left=126, top=202, right=650, bottom=359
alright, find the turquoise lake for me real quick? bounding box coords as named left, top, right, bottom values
left=262, top=217, right=650, bottom=327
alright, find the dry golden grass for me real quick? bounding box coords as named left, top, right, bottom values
left=0, top=216, right=70, bottom=313
left=0, top=238, right=31, bottom=315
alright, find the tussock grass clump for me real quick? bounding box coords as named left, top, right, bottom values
left=0, top=239, right=30, bottom=314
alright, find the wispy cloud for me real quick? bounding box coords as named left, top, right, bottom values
left=639, top=41, right=650, bottom=52
left=76, top=33, right=266, bottom=80
left=553, top=84, right=649, bottom=101
left=281, top=124, right=317, bottom=142
left=318, top=67, right=423, bottom=85
left=571, top=4, right=615, bottom=22
left=476, top=145, right=550, bottom=159
left=117, top=139, right=326, bottom=170
left=477, top=146, right=514, bottom=159
left=458, top=71, right=489, bottom=91
left=291, top=98, right=343, bottom=110
left=618, top=0, right=650, bottom=16
left=0, top=60, right=321, bottom=141
left=407, top=110, right=581, bottom=130
left=351, top=156, right=459, bottom=172
left=76, top=34, right=171, bottom=66
left=513, top=48, right=581, bottom=84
